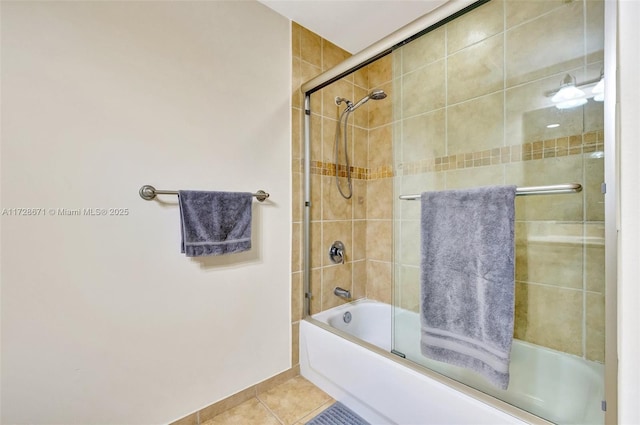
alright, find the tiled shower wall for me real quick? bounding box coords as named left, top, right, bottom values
left=291, top=22, right=395, bottom=345
left=393, top=0, right=605, bottom=361
left=292, top=0, right=606, bottom=365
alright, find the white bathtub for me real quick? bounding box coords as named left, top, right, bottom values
left=300, top=299, right=604, bottom=425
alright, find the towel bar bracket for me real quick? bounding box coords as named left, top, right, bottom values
left=139, top=185, right=270, bottom=202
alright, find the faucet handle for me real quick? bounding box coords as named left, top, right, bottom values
left=329, top=241, right=345, bottom=264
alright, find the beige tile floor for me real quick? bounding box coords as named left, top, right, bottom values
left=202, top=376, right=335, bottom=425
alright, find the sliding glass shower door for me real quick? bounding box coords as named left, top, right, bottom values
left=391, top=1, right=606, bottom=423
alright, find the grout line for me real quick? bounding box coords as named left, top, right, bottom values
left=255, top=396, right=285, bottom=425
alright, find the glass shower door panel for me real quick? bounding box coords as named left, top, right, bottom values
left=391, top=0, right=606, bottom=423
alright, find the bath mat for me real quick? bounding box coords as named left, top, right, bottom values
left=306, top=401, right=370, bottom=425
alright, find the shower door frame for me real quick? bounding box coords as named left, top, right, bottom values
left=300, top=0, right=618, bottom=423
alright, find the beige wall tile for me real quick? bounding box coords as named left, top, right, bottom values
left=447, top=34, right=503, bottom=104
left=505, top=1, right=584, bottom=87
left=310, top=114, right=322, bottom=162
left=445, top=164, right=504, bottom=190
left=292, top=22, right=302, bottom=59
left=300, top=27, right=322, bottom=68
left=586, top=292, right=605, bottom=362
left=310, top=221, right=322, bottom=270
left=402, top=26, right=445, bottom=74
left=352, top=85, right=369, bottom=128
left=322, top=39, right=351, bottom=73
left=291, top=322, right=300, bottom=366
left=352, top=260, right=367, bottom=299
left=398, top=265, right=420, bottom=312
left=514, top=282, right=583, bottom=355
left=586, top=0, right=605, bottom=63
left=310, top=174, right=322, bottom=221
left=322, top=175, right=353, bottom=220
left=585, top=223, right=605, bottom=293
left=584, top=97, right=605, bottom=134
left=353, top=126, right=368, bottom=168
left=352, top=220, right=367, bottom=261
left=292, top=57, right=302, bottom=109
left=367, top=179, right=393, bottom=220
left=447, top=0, right=504, bottom=54
left=352, top=179, right=367, bottom=220
left=585, top=154, right=605, bottom=221
left=398, top=173, right=445, bottom=221
left=323, top=117, right=347, bottom=164
left=366, top=220, right=393, bottom=262
left=447, top=92, right=504, bottom=155
left=402, top=59, right=445, bottom=118
left=367, top=260, right=392, bottom=304
left=292, top=222, right=301, bottom=273
left=505, top=156, right=584, bottom=221
left=505, top=0, right=565, bottom=29
left=309, top=269, right=322, bottom=314
left=368, top=54, right=393, bottom=88
left=354, top=66, right=368, bottom=89
left=291, top=272, right=303, bottom=322
left=400, top=109, right=446, bottom=161
left=399, top=219, right=420, bottom=267
left=292, top=108, right=302, bottom=160
left=322, top=263, right=353, bottom=310
left=369, top=124, right=393, bottom=168
left=515, top=222, right=584, bottom=290
left=300, top=61, right=321, bottom=112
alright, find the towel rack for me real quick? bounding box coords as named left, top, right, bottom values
left=139, top=185, right=270, bottom=202
left=398, top=183, right=582, bottom=200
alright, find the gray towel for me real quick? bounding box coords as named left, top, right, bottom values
left=178, top=190, right=252, bottom=257
left=420, top=185, right=516, bottom=389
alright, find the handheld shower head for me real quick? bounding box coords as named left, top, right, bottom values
left=348, top=89, right=387, bottom=111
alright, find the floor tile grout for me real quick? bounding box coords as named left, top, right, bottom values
left=256, top=395, right=286, bottom=425
left=204, top=376, right=331, bottom=425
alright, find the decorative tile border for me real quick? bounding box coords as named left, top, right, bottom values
left=293, top=131, right=604, bottom=180
left=400, top=131, right=604, bottom=176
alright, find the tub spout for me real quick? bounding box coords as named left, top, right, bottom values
left=334, top=287, right=351, bottom=299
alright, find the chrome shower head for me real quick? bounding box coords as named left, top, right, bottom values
left=349, top=89, right=387, bottom=111
left=369, top=89, right=387, bottom=100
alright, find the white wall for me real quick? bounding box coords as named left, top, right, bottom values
left=618, top=1, right=640, bottom=423
left=0, top=1, right=291, bottom=424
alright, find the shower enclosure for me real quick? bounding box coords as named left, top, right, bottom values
left=297, top=0, right=613, bottom=423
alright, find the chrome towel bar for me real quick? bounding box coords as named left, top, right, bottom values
left=139, top=185, right=270, bottom=202
left=398, top=183, right=582, bottom=200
